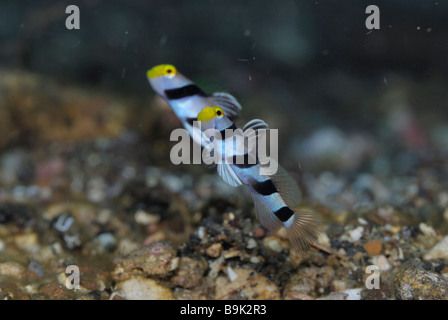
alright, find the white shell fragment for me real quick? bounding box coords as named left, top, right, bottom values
left=424, top=236, right=448, bottom=261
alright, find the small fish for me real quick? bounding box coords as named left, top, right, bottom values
left=197, top=106, right=321, bottom=253
left=147, top=64, right=242, bottom=146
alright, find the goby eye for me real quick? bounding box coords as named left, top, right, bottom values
left=164, top=66, right=175, bottom=78
left=215, top=108, right=223, bottom=117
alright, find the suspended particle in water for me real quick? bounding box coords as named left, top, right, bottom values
left=160, top=35, right=168, bottom=47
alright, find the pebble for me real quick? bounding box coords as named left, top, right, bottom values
left=96, top=209, right=112, bottom=224
left=38, top=283, right=71, bottom=300
left=363, top=239, right=383, bottom=256
left=0, top=262, right=26, bottom=279
left=115, top=276, right=174, bottom=300
left=31, top=293, right=50, bottom=300
left=0, top=150, right=32, bottom=186
left=170, top=256, right=208, bottom=289
left=419, top=223, right=436, bottom=237
left=317, top=232, right=331, bottom=247
left=284, top=267, right=335, bottom=299
left=371, top=255, right=391, bottom=271
left=134, top=209, right=159, bottom=225
left=439, top=193, right=448, bottom=207
left=252, top=228, right=265, bottom=238
left=76, top=294, right=95, bottom=300
left=262, top=236, right=289, bottom=253
left=112, top=241, right=179, bottom=281
left=222, top=250, right=241, bottom=260
left=342, top=288, right=362, bottom=300
left=208, top=256, right=225, bottom=279
left=173, top=289, right=208, bottom=300
left=250, top=256, right=261, bottom=264
left=348, top=226, right=364, bottom=242
left=423, top=236, right=448, bottom=261
left=331, top=279, right=346, bottom=292
left=357, top=218, right=368, bottom=225
left=246, top=238, right=257, bottom=249
left=143, top=230, right=166, bottom=245
left=0, top=281, right=31, bottom=300
left=377, top=206, right=394, bottom=221
left=197, top=226, right=206, bottom=240
left=284, top=274, right=316, bottom=298
left=227, top=266, right=238, bottom=282
left=442, top=266, right=448, bottom=275
left=394, top=259, right=448, bottom=300
left=285, top=292, right=315, bottom=300
left=317, top=292, right=348, bottom=300
left=87, top=177, right=107, bottom=203
left=97, top=232, right=116, bottom=252
left=215, top=268, right=280, bottom=300
left=205, top=243, right=222, bottom=258
left=117, top=239, right=140, bottom=255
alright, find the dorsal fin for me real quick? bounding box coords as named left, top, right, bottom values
left=243, top=119, right=269, bottom=132
left=210, top=92, right=242, bottom=119
left=270, top=165, right=301, bottom=209
left=246, top=185, right=282, bottom=233
left=242, top=120, right=269, bottom=155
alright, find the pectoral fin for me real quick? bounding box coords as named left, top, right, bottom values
left=217, top=162, right=242, bottom=187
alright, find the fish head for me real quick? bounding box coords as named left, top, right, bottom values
left=146, top=64, right=190, bottom=97
left=197, top=106, right=233, bottom=132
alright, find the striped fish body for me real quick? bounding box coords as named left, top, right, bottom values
left=232, top=163, right=320, bottom=252
left=198, top=106, right=321, bottom=253
left=147, top=64, right=242, bottom=147
left=232, top=164, right=295, bottom=228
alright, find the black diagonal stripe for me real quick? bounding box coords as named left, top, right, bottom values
left=164, top=84, right=207, bottom=100
left=274, top=206, right=294, bottom=222
left=252, top=179, right=278, bottom=196
left=186, top=117, right=197, bottom=126
left=216, top=123, right=237, bottom=140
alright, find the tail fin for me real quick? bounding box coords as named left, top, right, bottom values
left=285, top=209, right=321, bottom=254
